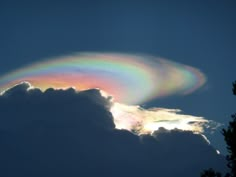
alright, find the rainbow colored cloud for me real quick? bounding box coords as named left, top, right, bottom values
left=0, top=53, right=206, bottom=104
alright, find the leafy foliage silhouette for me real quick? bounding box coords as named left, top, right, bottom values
left=201, top=81, right=236, bottom=177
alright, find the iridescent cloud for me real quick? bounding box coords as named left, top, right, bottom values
left=0, top=53, right=206, bottom=104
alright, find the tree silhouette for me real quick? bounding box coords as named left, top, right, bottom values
left=201, top=81, right=236, bottom=177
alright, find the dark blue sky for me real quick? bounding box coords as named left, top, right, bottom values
left=0, top=0, right=235, bottom=154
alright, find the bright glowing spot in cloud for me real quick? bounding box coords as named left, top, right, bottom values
left=110, top=102, right=209, bottom=134
left=0, top=52, right=206, bottom=104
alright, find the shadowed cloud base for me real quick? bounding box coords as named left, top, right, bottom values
left=0, top=83, right=227, bottom=177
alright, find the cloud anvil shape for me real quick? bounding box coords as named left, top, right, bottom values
left=0, top=83, right=227, bottom=177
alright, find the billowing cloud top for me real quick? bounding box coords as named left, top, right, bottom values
left=0, top=84, right=227, bottom=177
left=0, top=53, right=206, bottom=104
